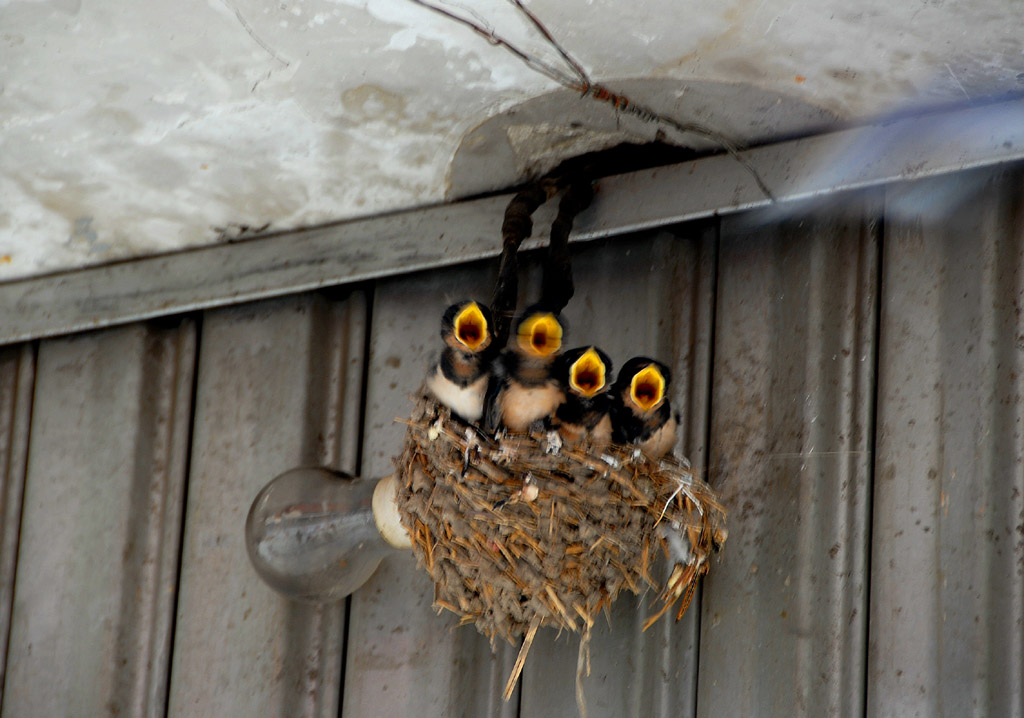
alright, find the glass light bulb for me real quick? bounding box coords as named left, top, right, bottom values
left=245, top=467, right=406, bottom=603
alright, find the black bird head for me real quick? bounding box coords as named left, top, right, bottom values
left=512, top=304, right=564, bottom=360
left=614, top=357, right=672, bottom=414
left=440, top=300, right=494, bottom=355
left=557, top=346, right=614, bottom=399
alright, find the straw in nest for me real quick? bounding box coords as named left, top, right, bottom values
left=394, top=394, right=727, bottom=700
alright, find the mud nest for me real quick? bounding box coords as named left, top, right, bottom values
left=395, top=395, right=726, bottom=665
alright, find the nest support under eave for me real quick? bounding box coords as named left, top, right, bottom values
left=394, top=394, right=727, bottom=699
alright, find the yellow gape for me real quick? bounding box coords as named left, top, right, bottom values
left=516, top=313, right=563, bottom=357
left=570, top=348, right=607, bottom=397
left=454, top=302, right=488, bottom=351
left=630, top=365, right=665, bottom=412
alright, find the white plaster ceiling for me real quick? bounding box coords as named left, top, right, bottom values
left=1, top=0, right=1022, bottom=281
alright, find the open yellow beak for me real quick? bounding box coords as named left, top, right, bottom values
left=517, top=313, right=563, bottom=357
left=630, top=365, right=665, bottom=412
left=454, top=302, right=488, bottom=352
left=570, top=348, right=606, bottom=397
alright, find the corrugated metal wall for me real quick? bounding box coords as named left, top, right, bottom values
left=1, top=167, right=1022, bottom=717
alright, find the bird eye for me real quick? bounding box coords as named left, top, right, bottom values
left=570, top=348, right=606, bottom=397
left=454, top=303, right=488, bottom=351
left=630, top=365, right=665, bottom=411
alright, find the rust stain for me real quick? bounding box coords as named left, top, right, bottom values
left=795, top=75, right=807, bottom=83
left=0, top=254, right=10, bottom=263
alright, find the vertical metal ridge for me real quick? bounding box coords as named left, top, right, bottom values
left=303, top=290, right=369, bottom=473
left=117, top=321, right=198, bottom=717
left=689, top=218, right=722, bottom=718
left=2, top=320, right=196, bottom=717
left=641, top=227, right=718, bottom=718
left=859, top=210, right=886, bottom=718
left=337, top=286, right=375, bottom=712
left=162, top=312, right=205, bottom=718
left=287, top=290, right=369, bottom=715
left=0, top=343, right=36, bottom=709
left=517, top=227, right=717, bottom=718
left=698, top=198, right=879, bottom=717
left=868, top=168, right=1024, bottom=718
left=981, top=177, right=1024, bottom=716
left=343, top=262, right=519, bottom=718
left=168, top=291, right=367, bottom=716
left=275, top=294, right=351, bottom=718
left=352, top=286, right=377, bottom=478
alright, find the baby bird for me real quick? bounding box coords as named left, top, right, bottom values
left=610, top=357, right=678, bottom=459
left=485, top=305, right=566, bottom=433
left=425, top=300, right=495, bottom=424
left=552, top=346, right=614, bottom=447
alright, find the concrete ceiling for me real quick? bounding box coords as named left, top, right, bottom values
left=2, top=0, right=1022, bottom=282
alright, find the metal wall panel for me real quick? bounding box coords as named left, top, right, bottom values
left=0, top=343, right=35, bottom=706
left=698, top=203, right=879, bottom=716
left=168, top=292, right=366, bottom=716
left=868, top=171, right=1024, bottom=717
left=7, top=165, right=1024, bottom=718
left=342, top=264, right=519, bottom=718
left=518, top=228, right=717, bottom=718
left=3, top=320, right=196, bottom=717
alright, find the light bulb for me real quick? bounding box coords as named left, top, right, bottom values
left=245, top=468, right=410, bottom=603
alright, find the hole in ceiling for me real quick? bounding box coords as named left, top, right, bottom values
left=447, top=78, right=838, bottom=198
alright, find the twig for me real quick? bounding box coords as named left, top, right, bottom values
left=575, top=624, right=592, bottom=718
left=507, top=0, right=589, bottom=85
left=504, top=620, right=540, bottom=701
left=406, top=0, right=575, bottom=86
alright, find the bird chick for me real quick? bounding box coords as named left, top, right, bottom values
left=485, top=306, right=565, bottom=433
left=553, top=346, right=614, bottom=447
left=425, top=300, right=495, bottom=424
left=610, top=357, right=678, bottom=458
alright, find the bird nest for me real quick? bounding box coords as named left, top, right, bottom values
left=394, top=394, right=727, bottom=698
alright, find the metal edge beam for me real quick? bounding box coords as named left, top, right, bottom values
left=3, top=99, right=1024, bottom=344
